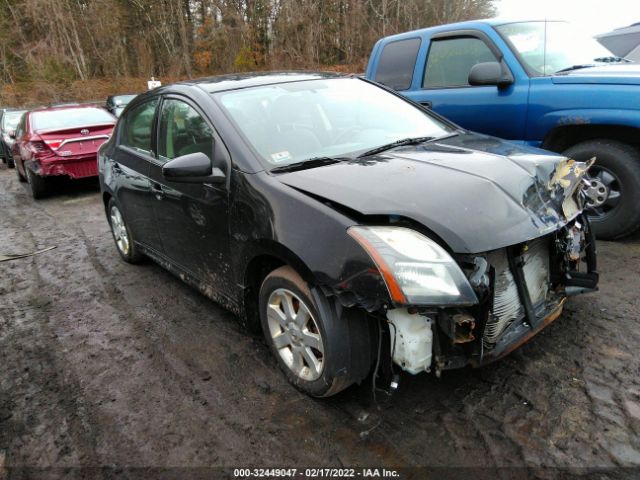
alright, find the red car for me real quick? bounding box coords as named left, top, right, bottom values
left=12, top=104, right=116, bottom=198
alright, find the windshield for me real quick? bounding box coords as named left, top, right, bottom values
left=216, top=78, right=453, bottom=167
left=112, top=95, right=136, bottom=106
left=2, top=111, right=26, bottom=130
left=496, top=21, right=617, bottom=75
left=32, top=107, right=115, bottom=131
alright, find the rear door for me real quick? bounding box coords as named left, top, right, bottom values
left=110, top=97, right=163, bottom=252
left=148, top=95, right=232, bottom=296
left=403, top=31, right=529, bottom=140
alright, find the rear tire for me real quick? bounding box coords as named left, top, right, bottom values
left=107, top=198, right=143, bottom=264
left=563, top=139, right=640, bottom=240
left=26, top=167, right=48, bottom=199
left=259, top=265, right=374, bottom=397
left=15, top=162, right=27, bottom=182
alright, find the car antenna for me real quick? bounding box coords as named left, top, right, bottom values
left=543, top=18, right=548, bottom=75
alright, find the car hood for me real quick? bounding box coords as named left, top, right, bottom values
left=552, top=63, right=640, bottom=85
left=275, top=133, right=590, bottom=254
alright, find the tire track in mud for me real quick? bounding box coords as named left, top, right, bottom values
left=0, top=182, right=103, bottom=467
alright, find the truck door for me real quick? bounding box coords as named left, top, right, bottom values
left=404, top=31, right=529, bottom=141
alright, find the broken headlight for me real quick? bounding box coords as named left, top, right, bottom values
left=348, top=226, right=478, bottom=305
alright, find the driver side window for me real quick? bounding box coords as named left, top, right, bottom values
left=121, top=98, right=159, bottom=155
left=157, top=99, right=214, bottom=164
left=423, top=37, right=498, bottom=88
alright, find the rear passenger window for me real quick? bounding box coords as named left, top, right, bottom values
left=374, top=38, right=421, bottom=91
left=157, top=99, right=214, bottom=163
left=121, top=98, right=159, bottom=154
left=423, top=37, right=497, bottom=88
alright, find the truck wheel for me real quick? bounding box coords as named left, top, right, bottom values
left=563, top=140, right=640, bottom=240
left=26, top=167, right=48, bottom=199
left=259, top=265, right=374, bottom=397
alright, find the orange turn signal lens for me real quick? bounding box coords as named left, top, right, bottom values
left=347, top=227, right=407, bottom=304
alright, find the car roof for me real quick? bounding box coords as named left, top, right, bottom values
left=376, top=18, right=566, bottom=42
left=179, top=71, right=347, bottom=94
left=29, top=103, right=107, bottom=114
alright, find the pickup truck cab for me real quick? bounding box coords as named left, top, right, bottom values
left=365, top=19, right=640, bottom=239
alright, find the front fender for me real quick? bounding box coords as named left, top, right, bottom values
left=231, top=171, right=391, bottom=312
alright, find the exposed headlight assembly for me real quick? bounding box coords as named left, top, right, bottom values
left=348, top=226, right=478, bottom=306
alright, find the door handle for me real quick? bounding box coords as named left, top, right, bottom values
left=151, top=183, right=165, bottom=200
left=420, top=101, right=432, bottom=109
left=112, top=162, right=122, bottom=173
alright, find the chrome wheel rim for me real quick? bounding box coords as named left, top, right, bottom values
left=266, top=288, right=324, bottom=381
left=583, top=166, right=621, bottom=220
left=109, top=206, right=130, bottom=255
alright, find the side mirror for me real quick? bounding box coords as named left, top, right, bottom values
left=468, top=62, right=514, bottom=88
left=162, top=152, right=225, bottom=184
left=8, top=130, right=16, bottom=139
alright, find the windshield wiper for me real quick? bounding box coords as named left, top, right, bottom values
left=356, top=136, right=434, bottom=158
left=555, top=64, right=596, bottom=74
left=594, top=56, right=630, bottom=63
left=270, top=156, right=347, bottom=173
left=556, top=56, right=631, bottom=74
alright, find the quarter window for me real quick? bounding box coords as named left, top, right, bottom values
left=423, top=37, right=498, bottom=88
left=157, top=99, right=214, bottom=163
left=374, top=38, right=422, bottom=91
left=121, top=98, right=159, bottom=154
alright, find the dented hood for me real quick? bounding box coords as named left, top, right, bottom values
left=276, top=133, right=589, bottom=254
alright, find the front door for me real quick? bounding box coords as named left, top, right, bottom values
left=110, top=97, right=163, bottom=252
left=404, top=33, right=529, bottom=141
left=148, top=96, right=232, bottom=299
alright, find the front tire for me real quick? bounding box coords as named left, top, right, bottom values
left=563, top=140, right=640, bottom=240
left=259, top=266, right=374, bottom=397
left=107, top=199, right=143, bottom=263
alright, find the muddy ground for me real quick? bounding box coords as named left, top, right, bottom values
left=1, top=164, right=639, bottom=480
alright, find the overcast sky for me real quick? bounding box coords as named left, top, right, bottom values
left=495, top=0, right=640, bottom=35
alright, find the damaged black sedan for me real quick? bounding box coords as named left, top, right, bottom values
left=98, top=72, right=598, bottom=397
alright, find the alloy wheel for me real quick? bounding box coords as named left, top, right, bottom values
left=109, top=205, right=130, bottom=256
left=266, top=288, right=324, bottom=381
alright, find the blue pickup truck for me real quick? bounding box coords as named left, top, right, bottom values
left=365, top=19, right=640, bottom=239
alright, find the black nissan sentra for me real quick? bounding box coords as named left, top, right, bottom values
left=98, top=72, right=598, bottom=397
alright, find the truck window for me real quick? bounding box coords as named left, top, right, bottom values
left=374, top=38, right=421, bottom=91
left=423, top=37, right=497, bottom=88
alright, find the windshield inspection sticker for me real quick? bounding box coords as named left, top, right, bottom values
left=271, top=151, right=291, bottom=163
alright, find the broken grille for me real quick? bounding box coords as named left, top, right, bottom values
left=484, top=237, right=551, bottom=349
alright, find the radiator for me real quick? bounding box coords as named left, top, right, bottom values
left=484, top=238, right=550, bottom=349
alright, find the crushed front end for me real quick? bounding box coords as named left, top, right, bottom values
left=437, top=214, right=597, bottom=372
left=348, top=158, right=598, bottom=379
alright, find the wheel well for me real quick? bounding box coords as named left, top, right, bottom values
left=242, top=255, right=287, bottom=332
left=542, top=125, right=640, bottom=153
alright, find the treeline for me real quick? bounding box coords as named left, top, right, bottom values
left=0, top=0, right=495, bottom=85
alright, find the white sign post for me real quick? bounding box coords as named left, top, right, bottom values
left=147, top=77, right=161, bottom=90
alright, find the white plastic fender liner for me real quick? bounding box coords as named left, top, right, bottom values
left=386, top=308, right=433, bottom=374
